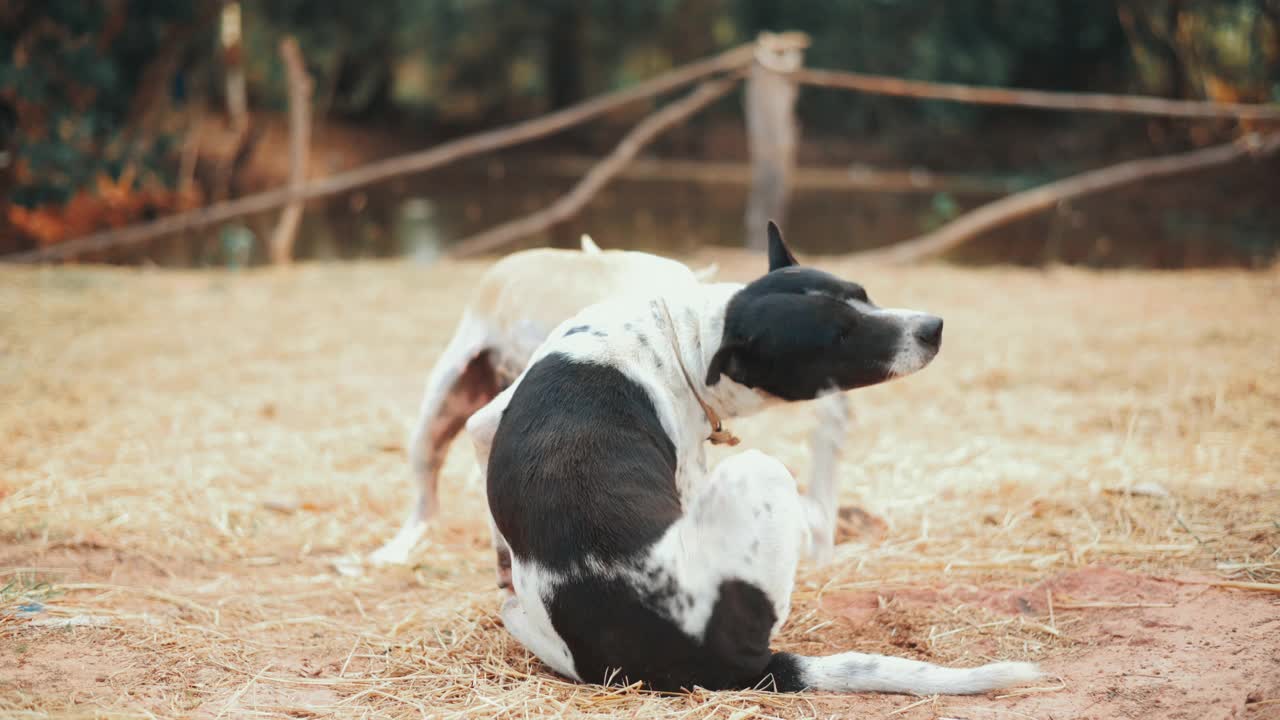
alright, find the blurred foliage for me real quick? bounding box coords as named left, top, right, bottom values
left=2, top=0, right=1278, bottom=247
left=0, top=0, right=212, bottom=209
left=243, top=0, right=1277, bottom=132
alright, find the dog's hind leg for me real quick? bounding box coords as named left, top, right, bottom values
left=370, top=312, right=499, bottom=566
left=656, top=449, right=809, bottom=642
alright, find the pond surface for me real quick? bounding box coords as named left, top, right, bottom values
left=123, top=154, right=1278, bottom=269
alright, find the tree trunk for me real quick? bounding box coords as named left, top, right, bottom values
left=744, top=32, right=806, bottom=249
left=270, top=37, right=313, bottom=265
left=221, top=1, right=249, bottom=134
left=0, top=98, right=19, bottom=254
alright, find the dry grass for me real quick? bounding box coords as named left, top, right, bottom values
left=2, top=252, right=1278, bottom=719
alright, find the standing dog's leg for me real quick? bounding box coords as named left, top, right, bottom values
left=370, top=312, right=499, bottom=566
left=466, top=388, right=517, bottom=589
left=801, top=392, right=850, bottom=565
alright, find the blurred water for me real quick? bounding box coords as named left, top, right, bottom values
left=130, top=156, right=1277, bottom=269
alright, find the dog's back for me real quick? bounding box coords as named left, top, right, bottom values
left=472, top=248, right=701, bottom=376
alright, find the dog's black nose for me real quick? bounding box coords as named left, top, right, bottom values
left=913, top=316, right=943, bottom=349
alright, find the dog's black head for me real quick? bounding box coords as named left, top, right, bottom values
left=706, top=222, right=943, bottom=401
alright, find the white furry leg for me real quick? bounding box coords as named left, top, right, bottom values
left=370, top=311, right=494, bottom=566
left=803, top=391, right=850, bottom=566
left=675, top=449, right=809, bottom=638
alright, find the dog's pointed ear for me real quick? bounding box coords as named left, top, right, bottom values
left=705, top=342, right=744, bottom=386
left=767, top=220, right=798, bottom=271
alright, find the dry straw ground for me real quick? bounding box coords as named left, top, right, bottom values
left=2, top=251, right=1279, bottom=719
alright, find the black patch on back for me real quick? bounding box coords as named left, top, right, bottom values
left=548, top=577, right=779, bottom=692
left=487, top=353, right=679, bottom=569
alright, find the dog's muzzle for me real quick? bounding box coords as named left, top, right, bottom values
left=888, top=313, right=943, bottom=378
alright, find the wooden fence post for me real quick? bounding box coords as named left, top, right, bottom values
left=744, top=31, right=808, bottom=250
left=269, top=37, right=313, bottom=265
left=220, top=1, right=249, bottom=135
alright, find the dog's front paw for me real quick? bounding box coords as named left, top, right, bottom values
left=368, top=520, right=431, bottom=567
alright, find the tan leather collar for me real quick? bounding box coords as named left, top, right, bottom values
left=656, top=299, right=740, bottom=446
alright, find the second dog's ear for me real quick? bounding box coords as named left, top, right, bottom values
left=767, top=220, right=798, bottom=271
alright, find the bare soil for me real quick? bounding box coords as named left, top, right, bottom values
left=3, top=253, right=1278, bottom=718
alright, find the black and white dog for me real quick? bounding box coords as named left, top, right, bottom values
left=466, top=223, right=1040, bottom=694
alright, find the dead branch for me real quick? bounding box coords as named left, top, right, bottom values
left=269, top=37, right=313, bottom=265
left=857, top=132, right=1280, bottom=265
left=796, top=68, right=1280, bottom=122
left=3, top=43, right=754, bottom=264
left=450, top=76, right=741, bottom=258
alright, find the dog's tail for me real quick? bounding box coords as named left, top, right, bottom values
left=757, top=651, right=1040, bottom=695
left=580, top=234, right=601, bottom=254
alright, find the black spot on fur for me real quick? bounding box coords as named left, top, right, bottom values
left=649, top=300, right=665, bottom=325
left=564, top=325, right=591, bottom=337
left=683, top=308, right=702, bottom=353
left=640, top=568, right=682, bottom=610
left=634, top=332, right=665, bottom=368
left=591, top=330, right=608, bottom=338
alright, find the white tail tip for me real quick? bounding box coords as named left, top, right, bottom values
left=580, top=234, right=601, bottom=254
left=966, top=661, right=1043, bottom=692
left=796, top=653, right=1043, bottom=695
